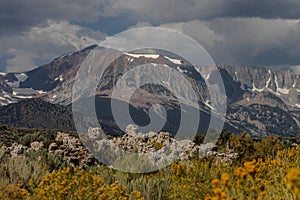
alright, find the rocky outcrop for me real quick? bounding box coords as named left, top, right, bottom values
left=90, top=125, right=238, bottom=167
left=3, top=126, right=238, bottom=169
left=5, top=142, right=45, bottom=158
left=8, top=143, right=27, bottom=158
left=87, top=127, right=102, bottom=139
left=48, top=132, right=97, bottom=168
left=30, top=141, right=44, bottom=150
left=213, top=151, right=239, bottom=165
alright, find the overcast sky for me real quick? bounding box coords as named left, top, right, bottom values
left=1, top=0, right=300, bottom=74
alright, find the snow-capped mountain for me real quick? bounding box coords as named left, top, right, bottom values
left=0, top=45, right=299, bottom=136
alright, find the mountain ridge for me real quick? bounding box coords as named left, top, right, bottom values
left=0, top=45, right=299, bottom=136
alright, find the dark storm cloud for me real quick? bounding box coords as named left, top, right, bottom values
left=224, top=0, right=300, bottom=19
left=103, top=0, right=300, bottom=25
left=155, top=18, right=300, bottom=72
left=2, top=0, right=300, bottom=35
left=0, top=0, right=103, bottom=35
left=1, top=0, right=300, bottom=72
left=206, top=18, right=300, bottom=67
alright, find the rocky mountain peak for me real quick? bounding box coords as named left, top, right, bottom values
left=0, top=45, right=298, bottom=136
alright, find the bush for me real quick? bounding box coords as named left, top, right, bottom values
left=25, top=148, right=68, bottom=171
left=0, top=182, right=29, bottom=200
left=254, top=135, right=282, bottom=159
left=32, top=167, right=144, bottom=200
left=92, top=166, right=172, bottom=200
left=1, top=126, right=300, bottom=199
left=168, top=161, right=229, bottom=200
left=229, top=133, right=257, bottom=162
left=0, top=156, right=48, bottom=188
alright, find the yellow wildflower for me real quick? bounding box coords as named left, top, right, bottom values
left=286, top=168, right=300, bottom=195
left=212, top=179, right=220, bottom=188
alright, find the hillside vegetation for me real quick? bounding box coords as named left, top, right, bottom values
left=0, top=125, right=299, bottom=200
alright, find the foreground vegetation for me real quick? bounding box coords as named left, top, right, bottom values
left=0, top=125, right=300, bottom=199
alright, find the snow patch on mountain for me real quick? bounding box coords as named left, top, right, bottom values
left=164, top=56, right=182, bottom=65
left=124, top=53, right=160, bottom=59
left=0, top=91, right=17, bottom=106
left=277, top=87, right=290, bottom=94
left=266, top=74, right=272, bottom=88
left=250, top=83, right=265, bottom=92
left=127, top=57, right=134, bottom=63
left=37, top=90, right=46, bottom=94
left=177, top=66, right=188, bottom=74
left=16, top=95, right=34, bottom=99
left=55, top=75, right=64, bottom=82
left=204, top=100, right=215, bottom=110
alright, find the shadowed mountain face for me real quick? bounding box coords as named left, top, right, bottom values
left=0, top=98, right=74, bottom=130
left=0, top=46, right=299, bottom=136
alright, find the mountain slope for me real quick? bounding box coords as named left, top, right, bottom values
left=0, top=46, right=298, bottom=136
left=0, top=98, right=74, bottom=130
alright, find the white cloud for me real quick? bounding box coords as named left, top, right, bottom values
left=160, top=20, right=224, bottom=49
left=126, top=20, right=223, bottom=52
left=131, top=18, right=300, bottom=67
left=128, top=22, right=153, bottom=29
left=5, top=50, right=36, bottom=72
left=2, top=17, right=300, bottom=73
left=101, top=26, right=215, bottom=66
left=1, top=20, right=106, bottom=72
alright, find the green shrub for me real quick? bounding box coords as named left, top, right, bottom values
left=0, top=156, right=48, bottom=188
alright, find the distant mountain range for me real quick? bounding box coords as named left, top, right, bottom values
left=0, top=45, right=299, bottom=137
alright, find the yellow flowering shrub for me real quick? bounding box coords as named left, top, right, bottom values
left=205, top=146, right=300, bottom=200
left=32, top=167, right=144, bottom=200
left=0, top=181, right=29, bottom=200
left=1, top=130, right=300, bottom=200
left=168, top=161, right=229, bottom=199
left=285, top=168, right=300, bottom=197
